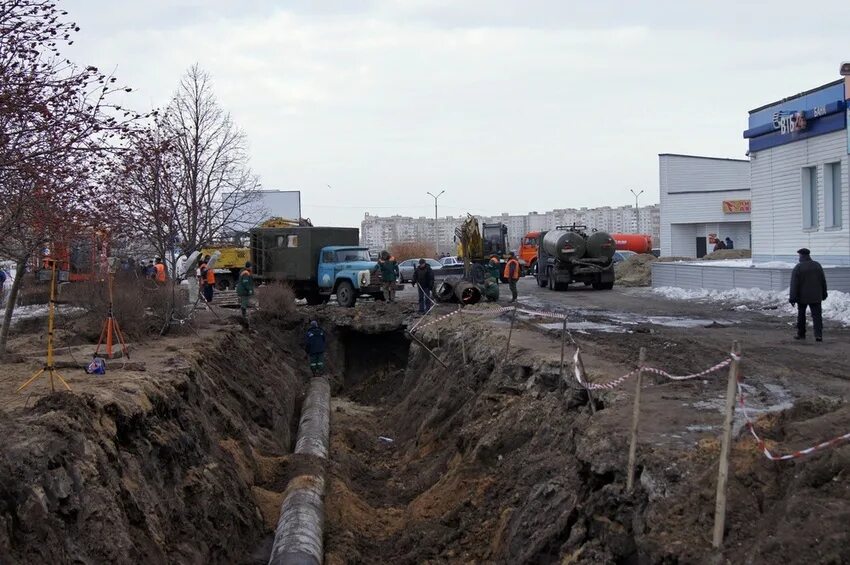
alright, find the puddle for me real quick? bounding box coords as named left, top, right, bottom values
left=688, top=380, right=794, bottom=435
left=537, top=321, right=625, bottom=334
left=605, top=312, right=736, bottom=328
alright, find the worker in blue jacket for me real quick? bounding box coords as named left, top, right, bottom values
left=304, top=320, right=327, bottom=376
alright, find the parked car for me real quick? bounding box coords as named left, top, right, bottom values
left=612, top=250, right=637, bottom=264
left=440, top=256, right=463, bottom=267
left=398, top=258, right=442, bottom=283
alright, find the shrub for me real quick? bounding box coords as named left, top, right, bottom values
left=257, top=282, right=295, bottom=315
left=388, top=241, right=436, bottom=261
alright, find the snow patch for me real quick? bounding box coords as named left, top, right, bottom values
left=653, top=286, right=850, bottom=326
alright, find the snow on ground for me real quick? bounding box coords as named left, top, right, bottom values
left=653, top=286, right=850, bottom=326
left=676, top=259, right=839, bottom=269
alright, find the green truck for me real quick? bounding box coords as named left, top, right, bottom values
left=250, top=226, right=394, bottom=307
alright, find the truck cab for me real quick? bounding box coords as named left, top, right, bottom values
left=317, top=246, right=385, bottom=307
left=518, top=231, right=540, bottom=274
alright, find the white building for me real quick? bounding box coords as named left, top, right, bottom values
left=361, top=204, right=661, bottom=253
left=659, top=154, right=751, bottom=258
left=745, top=78, right=850, bottom=266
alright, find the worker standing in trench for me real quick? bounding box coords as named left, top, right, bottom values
left=303, top=320, right=327, bottom=376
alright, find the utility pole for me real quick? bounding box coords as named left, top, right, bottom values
left=427, top=190, right=445, bottom=256
left=630, top=189, right=644, bottom=232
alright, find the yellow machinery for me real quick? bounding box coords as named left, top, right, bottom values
left=201, top=218, right=313, bottom=289
left=454, top=214, right=509, bottom=280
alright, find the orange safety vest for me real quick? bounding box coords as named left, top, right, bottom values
left=154, top=263, right=166, bottom=282
left=200, top=262, right=215, bottom=285
left=503, top=258, right=520, bottom=281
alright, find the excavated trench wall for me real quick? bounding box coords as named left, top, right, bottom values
left=0, top=313, right=311, bottom=564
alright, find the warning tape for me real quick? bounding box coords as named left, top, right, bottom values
left=737, top=380, right=850, bottom=461
left=572, top=349, right=731, bottom=391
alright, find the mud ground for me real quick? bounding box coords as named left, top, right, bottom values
left=0, top=280, right=847, bottom=564
left=323, top=281, right=850, bottom=563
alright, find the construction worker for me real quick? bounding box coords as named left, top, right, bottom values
left=303, top=320, right=327, bottom=376
left=411, top=258, right=434, bottom=313
left=199, top=255, right=215, bottom=304
left=154, top=258, right=167, bottom=284
left=373, top=251, right=399, bottom=302
left=503, top=252, right=521, bottom=303
left=483, top=256, right=500, bottom=302
left=236, top=261, right=255, bottom=319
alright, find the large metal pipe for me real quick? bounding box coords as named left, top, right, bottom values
left=434, top=279, right=456, bottom=302
left=453, top=281, right=481, bottom=305
left=268, top=376, right=330, bottom=565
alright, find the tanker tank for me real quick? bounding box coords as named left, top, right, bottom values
left=585, top=231, right=616, bottom=260
left=541, top=230, right=586, bottom=261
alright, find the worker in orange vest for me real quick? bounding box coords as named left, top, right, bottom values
left=199, top=255, right=215, bottom=304
left=154, top=258, right=167, bottom=284
left=503, top=251, right=521, bottom=303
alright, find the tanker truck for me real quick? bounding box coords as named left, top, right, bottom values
left=536, top=225, right=615, bottom=291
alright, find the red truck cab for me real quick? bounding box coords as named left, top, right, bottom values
left=518, top=231, right=540, bottom=274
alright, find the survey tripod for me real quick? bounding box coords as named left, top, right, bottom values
left=17, top=260, right=71, bottom=392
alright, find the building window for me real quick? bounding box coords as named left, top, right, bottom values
left=825, top=162, right=843, bottom=228
left=802, top=166, right=818, bottom=230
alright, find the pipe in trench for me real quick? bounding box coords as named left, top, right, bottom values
left=268, top=376, right=330, bottom=565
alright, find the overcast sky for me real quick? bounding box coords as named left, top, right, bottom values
left=64, top=0, right=849, bottom=227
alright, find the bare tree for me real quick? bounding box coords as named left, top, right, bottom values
left=122, top=65, right=260, bottom=277
left=0, top=0, right=142, bottom=354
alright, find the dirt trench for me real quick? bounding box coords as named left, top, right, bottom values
left=0, top=312, right=313, bottom=565
left=0, top=303, right=846, bottom=564
left=323, top=313, right=850, bottom=564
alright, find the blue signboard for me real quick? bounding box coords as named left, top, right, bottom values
left=744, top=81, right=847, bottom=152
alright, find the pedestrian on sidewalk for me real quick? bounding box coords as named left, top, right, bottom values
left=236, top=261, right=255, bottom=320
left=503, top=252, right=521, bottom=303
left=790, top=248, right=828, bottom=342
left=304, top=320, right=327, bottom=376
left=411, top=258, right=434, bottom=313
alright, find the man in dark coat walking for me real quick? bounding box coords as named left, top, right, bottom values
left=789, top=248, right=828, bottom=341
left=411, top=259, right=435, bottom=313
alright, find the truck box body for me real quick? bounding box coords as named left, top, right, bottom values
left=250, top=227, right=359, bottom=282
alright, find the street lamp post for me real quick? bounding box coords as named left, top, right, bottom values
left=630, top=189, right=644, bottom=232
left=427, top=190, right=445, bottom=256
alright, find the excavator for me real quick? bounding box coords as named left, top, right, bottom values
left=433, top=214, right=508, bottom=304
left=454, top=214, right=509, bottom=282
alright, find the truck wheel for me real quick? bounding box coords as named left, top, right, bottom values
left=537, top=274, right=547, bottom=288
left=336, top=281, right=357, bottom=307
left=602, top=281, right=614, bottom=290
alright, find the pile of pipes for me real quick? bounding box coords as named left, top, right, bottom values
left=434, top=276, right=482, bottom=305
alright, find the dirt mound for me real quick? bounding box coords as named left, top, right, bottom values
left=615, top=254, right=656, bottom=287
left=703, top=248, right=752, bottom=260
left=0, top=315, right=309, bottom=564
